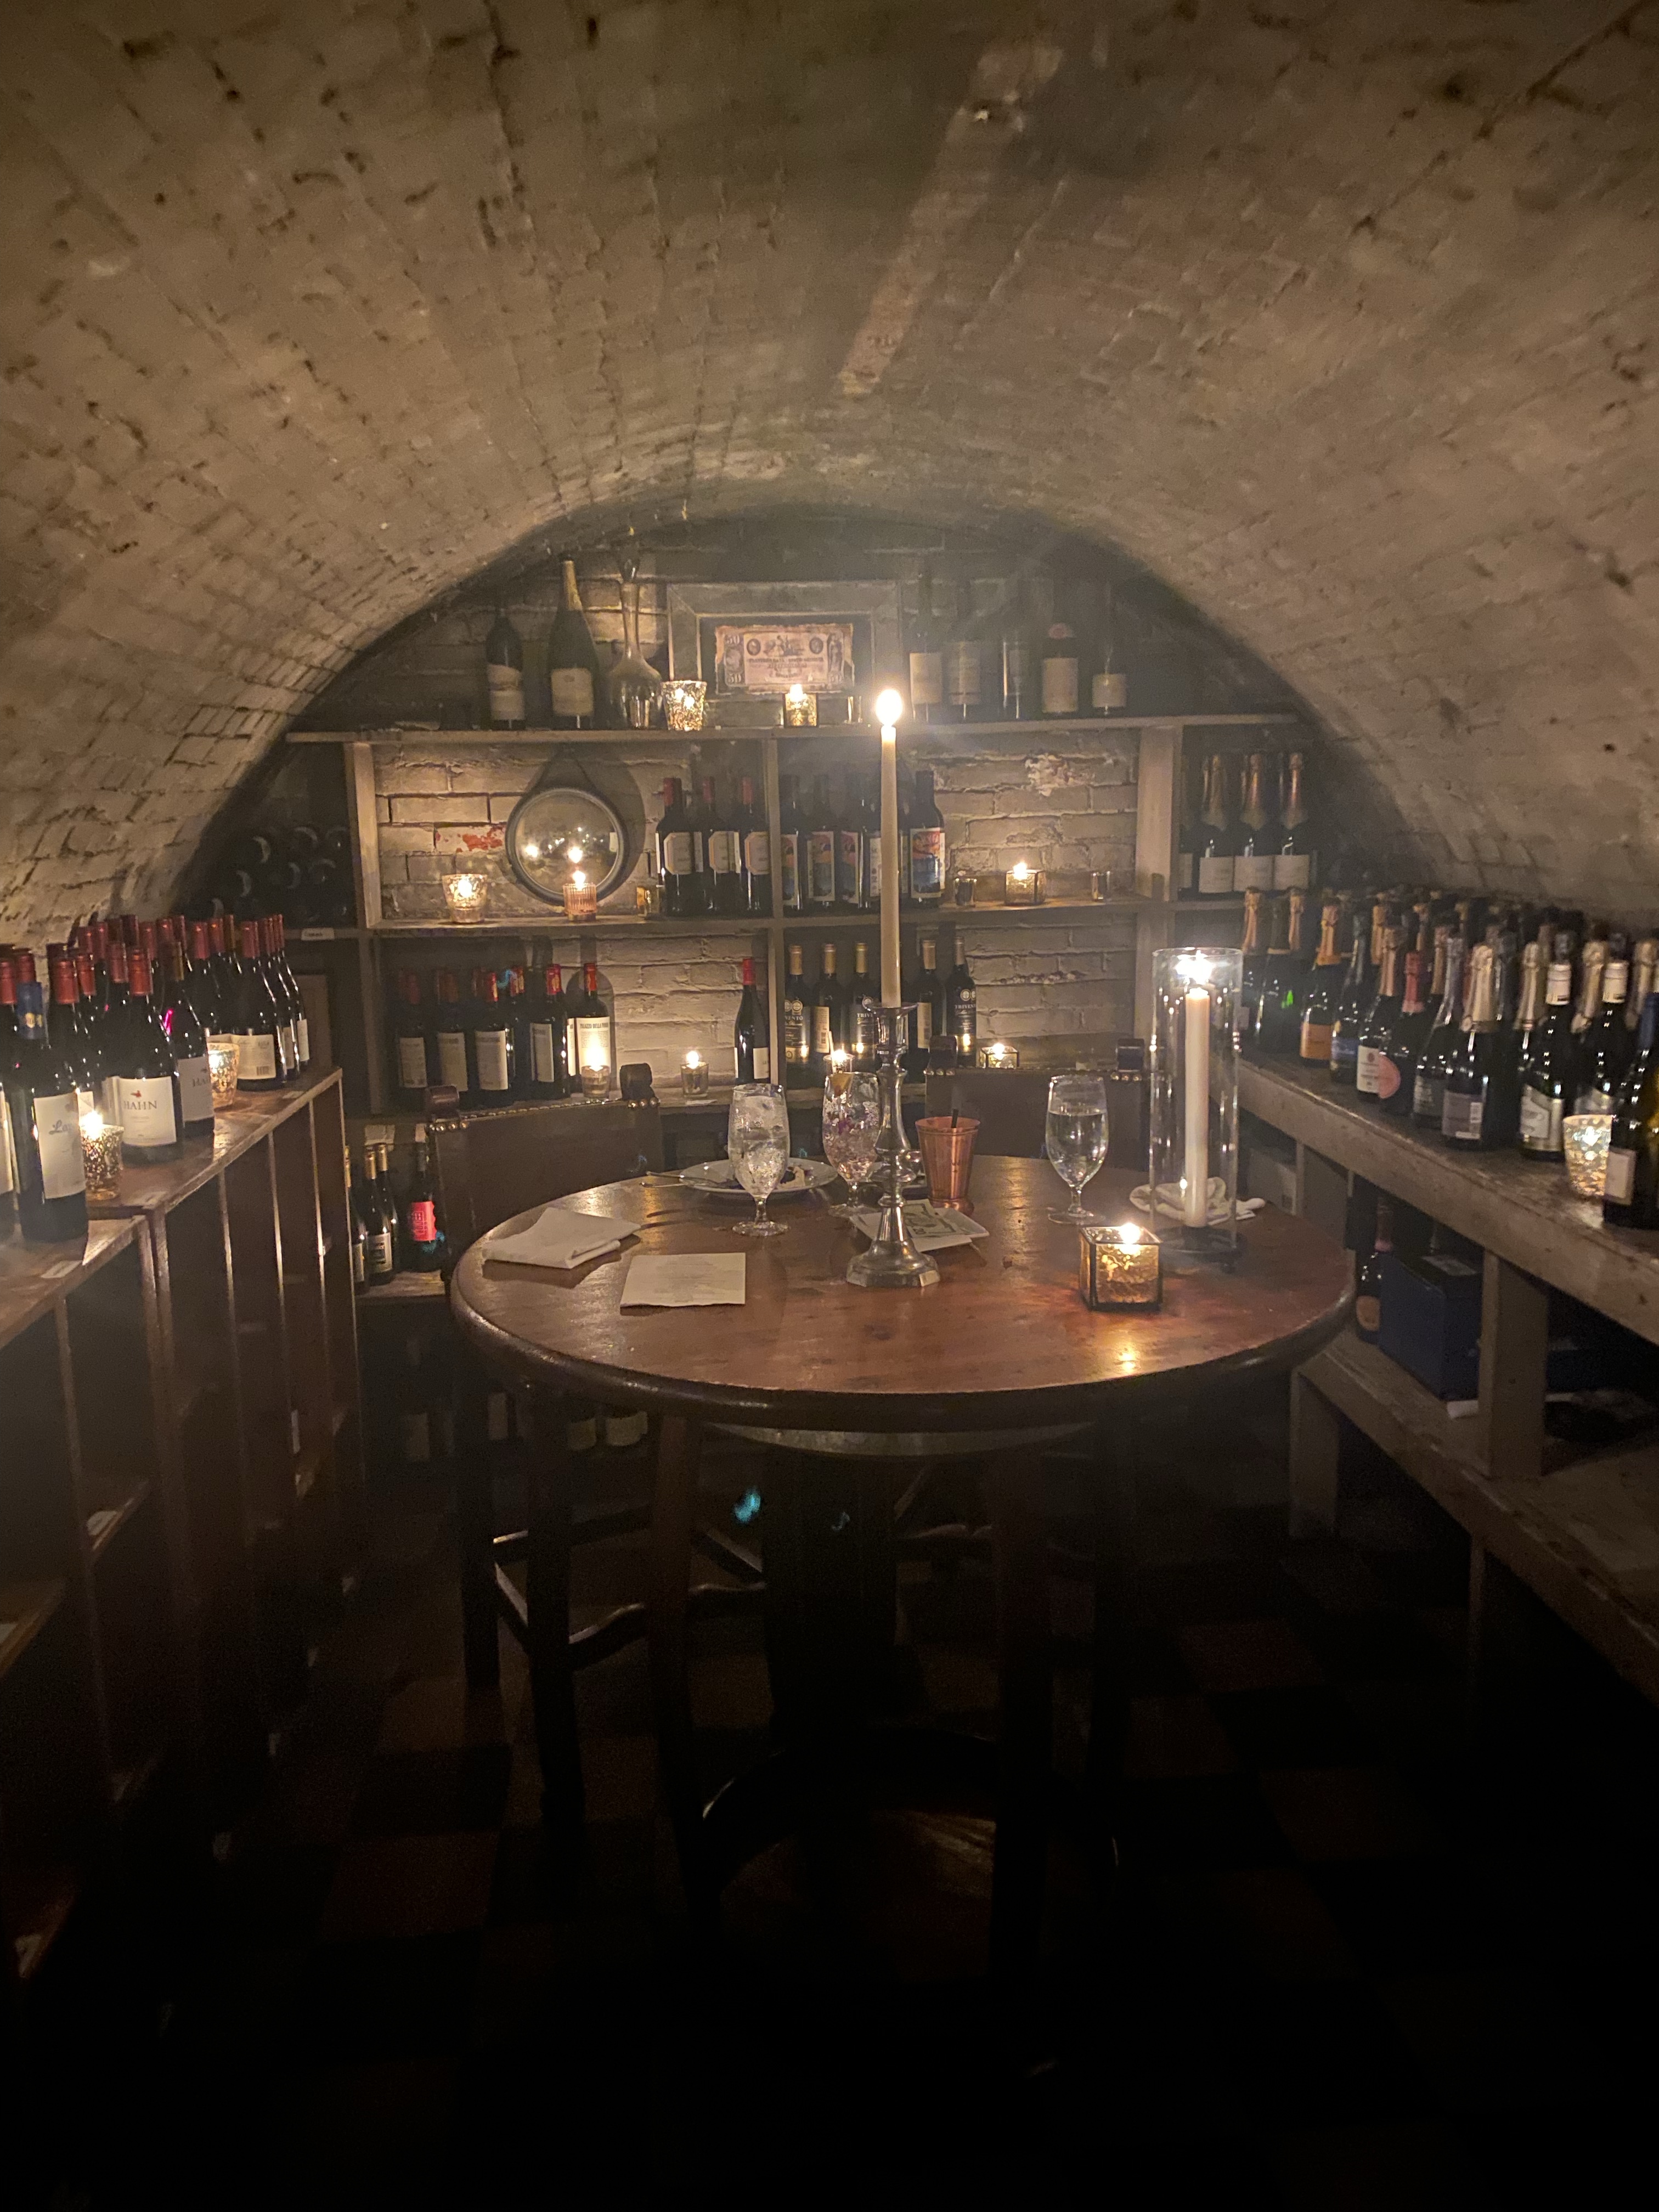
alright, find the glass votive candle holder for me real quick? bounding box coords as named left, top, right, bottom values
left=662, top=679, right=708, bottom=732
left=681, top=1049, right=710, bottom=1099
left=978, top=1041, right=1020, bottom=1069
left=1563, top=1113, right=1615, bottom=1200
left=80, top=1110, right=122, bottom=1199
left=442, top=869, right=490, bottom=921
left=1080, top=1222, right=1161, bottom=1311
left=783, top=684, right=817, bottom=728
left=952, top=874, right=978, bottom=908
left=580, top=1053, right=612, bottom=1102
left=1003, top=862, right=1045, bottom=906
left=208, top=1038, right=239, bottom=1106
left=564, top=871, right=598, bottom=923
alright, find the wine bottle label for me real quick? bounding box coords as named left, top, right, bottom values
left=1330, top=1036, right=1359, bottom=1076
left=436, top=1031, right=469, bottom=1093
left=812, top=1006, right=834, bottom=1057
left=117, top=1075, right=178, bottom=1150
left=780, top=832, right=801, bottom=911
left=76, top=1087, right=97, bottom=1123
left=915, top=1001, right=933, bottom=1051
left=663, top=831, right=694, bottom=879
left=487, top=663, right=526, bottom=724
left=692, top=830, right=706, bottom=874
left=1178, top=851, right=1195, bottom=893
left=236, top=1031, right=279, bottom=1083
left=0, top=1092, right=15, bottom=1197
left=1233, top=854, right=1275, bottom=892
left=1604, top=1147, right=1637, bottom=1205
left=550, top=666, right=594, bottom=719
left=735, top=1042, right=773, bottom=1081
left=836, top=830, right=864, bottom=902
left=575, top=1016, right=609, bottom=1075
left=278, top=1023, right=298, bottom=1075
left=98, top=1073, right=124, bottom=1128
left=1443, top=1092, right=1483, bottom=1142
left=409, top=1199, right=437, bottom=1245
left=807, top=831, right=837, bottom=905
left=783, top=1000, right=808, bottom=1062
left=351, top=1233, right=365, bottom=1286
left=399, top=1410, right=432, bottom=1464
left=1373, top=1052, right=1404, bottom=1102
left=909, top=649, right=944, bottom=707
left=178, top=1054, right=213, bottom=1125
left=296, top=1017, right=310, bottom=1065
left=530, top=1023, right=556, bottom=1084
left=950, top=990, right=976, bottom=1047
left=1198, top=855, right=1235, bottom=895
left=1092, top=670, right=1127, bottom=712
left=743, top=830, right=771, bottom=878
left=1041, top=654, right=1079, bottom=715
left=475, top=1030, right=510, bottom=1091
left=909, top=828, right=945, bottom=900
left=1300, top=1019, right=1334, bottom=1062
left=946, top=642, right=982, bottom=708
left=854, top=1001, right=877, bottom=1058
left=707, top=830, right=740, bottom=876
left=1273, top=853, right=1313, bottom=890
left=34, top=1092, right=85, bottom=1199
left=1519, top=1090, right=1564, bottom=1153
left=397, top=1035, right=430, bottom=1090
left=366, top=1228, right=394, bottom=1277
left=565, top=1019, right=580, bottom=1077
left=1355, top=1045, right=1384, bottom=1097
left=487, top=1391, right=511, bottom=1443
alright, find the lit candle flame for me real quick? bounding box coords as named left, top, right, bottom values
left=684, top=1050, right=702, bottom=1070
left=81, top=1109, right=104, bottom=1139
left=787, top=683, right=806, bottom=704
left=874, top=687, right=904, bottom=730
left=571, top=868, right=586, bottom=891
left=1116, top=1221, right=1142, bottom=1245
left=1009, top=861, right=1032, bottom=883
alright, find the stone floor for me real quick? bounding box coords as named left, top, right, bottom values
left=24, top=1393, right=1659, bottom=2206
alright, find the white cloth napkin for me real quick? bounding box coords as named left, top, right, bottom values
left=620, top=1253, right=747, bottom=1308
left=850, top=1202, right=990, bottom=1252
left=484, top=1204, right=638, bottom=1270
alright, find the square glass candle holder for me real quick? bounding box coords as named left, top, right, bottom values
left=563, top=872, right=598, bottom=923
left=1079, top=1222, right=1161, bottom=1310
left=442, top=869, right=491, bottom=921
left=1149, top=946, right=1242, bottom=1259
left=783, top=684, right=817, bottom=727
left=1003, top=862, right=1045, bottom=905
left=681, top=1050, right=710, bottom=1099
left=978, top=1041, right=1020, bottom=1070
left=580, top=1051, right=612, bottom=1101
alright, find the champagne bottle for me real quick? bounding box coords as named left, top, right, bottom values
left=1329, top=902, right=1383, bottom=1085
left=1355, top=926, right=1404, bottom=1104
left=361, top=1146, right=394, bottom=1283
left=1604, top=988, right=1659, bottom=1228
left=1442, top=940, right=1514, bottom=1149
left=782, top=942, right=810, bottom=1073
left=1412, top=933, right=1467, bottom=1129
left=1195, top=754, right=1235, bottom=898
left=1273, top=752, right=1317, bottom=891
left=548, top=557, right=601, bottom=729
left=1576, top=934, right=1633, bottom=1112
left=484, top=606, right=526, bottom=729
left=1237, top=890, right=1268, bottom=1050
left=1256, top=888, right=1309, bottom=1056
left=1375, top=945, right=1431, bottom=1117
left=1232, top=753, right=1276, bottom=894
left=908, top=563, right=944, bottom=722
left=1297, top=900, right=1346, bottom=1066
left=1517, top=933, right=1576, bottom=1159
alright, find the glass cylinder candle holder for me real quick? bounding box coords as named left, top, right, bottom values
left=80, top=1110, right=122, bottom=1199
left=564, top=871, right=598, bottom=923
left=1003, top=862, right=1045, bottom=906
left=1149, top=946, right=1242, bottom=1260
left=442, top=869, right=490, bottom=921
left=952, top=874, right=978, bottom=908
left=662, top=679, right=707, bottom=732
left=783, top=684, right=817, bottom=728
left=1079, top=1222, right=1161, bottom=1310
left=681, top=1049, right=710, bottom=1099
left=978, top=1041, right=1020, bottom=1070
left=580, top=1049, right=612, bottom=1102
left=208, top=1038, right=239, bottom=1107
left=1562, top=1113, right=1614, bottom=1200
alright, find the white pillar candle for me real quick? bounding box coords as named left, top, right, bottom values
left=875, top=690, right=904, bottom=1006
left=1183, top=983, right=1210, bottom=1226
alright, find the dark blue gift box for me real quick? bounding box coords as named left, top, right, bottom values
left=1378, top=1249, right=1483, bottom=1400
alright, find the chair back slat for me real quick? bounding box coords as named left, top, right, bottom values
left=430, top=1102, right=664, bottom=1261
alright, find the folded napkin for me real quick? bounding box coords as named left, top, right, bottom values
left=620, top=1253, right=747, bottom=1309
left=1132, top=1180, right=1265, bottom=1228
left=484, top=1204, right=638, bottom=1271
left=850, top=1201, right=990, bottom=1252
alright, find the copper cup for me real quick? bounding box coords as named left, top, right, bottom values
left=915, top=1116, right=979, bottom=1207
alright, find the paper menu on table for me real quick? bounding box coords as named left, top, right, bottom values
left=619, top=1254, right=747, bottom=1308
left=484, top=1203, right=637, bottom=1270
left=849, top=1203, right=989, bottom=1251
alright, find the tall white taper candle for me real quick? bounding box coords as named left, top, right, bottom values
left=1183, top=981, right=1210, bottom=1226
left=876, top=692, right=904, bottom=1006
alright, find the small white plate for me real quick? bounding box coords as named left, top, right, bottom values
left=680, top=1157, right=839, bottom=1200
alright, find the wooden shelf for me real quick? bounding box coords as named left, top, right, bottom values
left=86, top=1486, right=149, bottom=1566
left=0, top=1218, right=142, bottom=1358
left=357, top=1273, right=448, bottom=1307
left=374, top=914, right=770, bottom=939
left=289, top=713, right=1305, bottom=748
left=87, top=1071, right=340, bottom=1222
left=1239, top=1056, right=1659, bottom=1350
left=0, top=1581, right=67, bottom=1685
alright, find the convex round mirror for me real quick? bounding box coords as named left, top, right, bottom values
left=504, top=785, right=628, bottom=905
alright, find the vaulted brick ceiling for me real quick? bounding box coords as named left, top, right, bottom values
left=4, top=1, right=1656, bottom=934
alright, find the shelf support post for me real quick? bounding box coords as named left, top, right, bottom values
left=1477, top=1253, right=1549, bottom=1483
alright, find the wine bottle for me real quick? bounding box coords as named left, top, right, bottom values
left=571, top=962, right=611, bottom=1090
left=810, top=945, right=842, bottom=1074
left=2, top=980, right=88, bottom=1243
left=849, top=941, right=879, bottom=1062
left=908, top=563, right=944, bottom=723
left=161, top=943, right=215, bottom=1142
left=1273, top=752, right=1317, bottom=891
left=777, top=776, right=803, bottom=917
left=1604, top=988, right=1659, bottom=1228
left=835, top=776, right=868, bottom=912
left=471, top=970, right=514, bottom=1103
left=1237, top=890, right=1268, bottom=1051
left=347, top=1155, right=366, bottom=1286
left=692, top=777, right=718, bottom=915
left=1297, top=900, right=1346, bottom=1066
left=484, top=606, right=526, bottom=730
left=902, top=934, right=938, bottom=1075
left=1375, top=945, right=1432, bottom=1117
left=504, top=966, right=533, bottom=1099
left=255, top=919, right=297, bottom=1080
left=656, top=778, right=698, bottom=919
left=704, top=778, right=743, bottom=918
left=1442, top=940, right=1514, bottom=1149
left=781, top=942, right=810, bottom=1073
left=361, top=1146, right=394, bottom=1283
left=1330, top=900, right=1384, bottom=1085
left=1255, top=891, right=1306, bottom=1056
left=1175, top=756, right=1197, bottom=896
left=233, top=918, right=285, bottom=1092
left=1195, top=754, right=1235, bottom=898
left=47, top=949, right=98, bottom=1121
left=945, top=582, right=984, bottom=721
left=732, top=957, right=770, bottom=1082
left=111, top=950, right=183, bottom=1164
left=548, top=557, right=601, bottom=729
left=376, top=1141, right=400, bottom=1259
left=907, top=768, right=946, bottom=908
left=1517, top=933, right=1576, bottom=1159
left=1576, top=934, right=1633, bottom=1113
left=271, top=916, right=310, bottom=1071
left=404, top=1129, right=444, bottom=1272
left=530, top=963, right=569, bottom=1098
left=1355, top=925, right=1404, bottom=1104
left=998, top=574, right=1030, bottom=720
left=1232, top=753, right=1277, bottom=894
left=393, top=970, right=431, bottom=1099
left=1627, top=937, right=1657, bottom=1034
left=1090, top=580, right=1124, bottom=714
left=805, top=778, right=838, bottom=912
left=1354, top=1198, right=1392, bottom=1344
left=945, top=945, right=977, bottom=1059
left=1040, top=583, right=1080, bottom=716
left=1411, top=933, right=1467, bottom=1128
left=432, top=970, right=472, bottom=1097
left=740, top=777, right=772, bottom=917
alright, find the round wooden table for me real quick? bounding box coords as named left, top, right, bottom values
left=452, top=1159, right=1350, bottom=1974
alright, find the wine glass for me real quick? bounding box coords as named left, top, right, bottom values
left=1045, top=1072, right=1110, bottom=1222
left=822, top=1069, right=882, bottom=1213
left=727, top=1083, right=791, bottom=1237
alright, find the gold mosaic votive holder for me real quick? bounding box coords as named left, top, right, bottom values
left=783, top=684, right=817, bottom=728
left=208, top=1039, right=239, bottom=1106
left=662, top=680, right=708, bottom=732
left=1563, top=1114, right=1614, bottom=1200
left=1079, top=1222, right=1161, bottom=1311
left=80, top=1110, right=122, bottom=1199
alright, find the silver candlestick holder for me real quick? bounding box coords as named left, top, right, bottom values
left=847, top=1006, right=939, bottom=1291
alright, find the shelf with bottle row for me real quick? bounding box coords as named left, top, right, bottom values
left=365, top=895, right=1249, bottom=944
left=287, top=713, right=1304, bottom=748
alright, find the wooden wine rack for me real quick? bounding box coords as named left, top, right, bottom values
left=0, top=1068, right=362, bottom=2008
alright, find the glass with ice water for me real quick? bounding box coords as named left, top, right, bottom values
left=1045, top=1073, right=1110, bottom=1222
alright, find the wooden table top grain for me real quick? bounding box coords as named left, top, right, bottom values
left=450, top=1160, right=1351, bottom=1434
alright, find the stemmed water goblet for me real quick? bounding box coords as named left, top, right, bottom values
left=727, top=1082, right=791, bottom=1237
left=1045, top=1071, right=1110, bottom=1222
left=821, top=1068, right=882, bottom=1215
